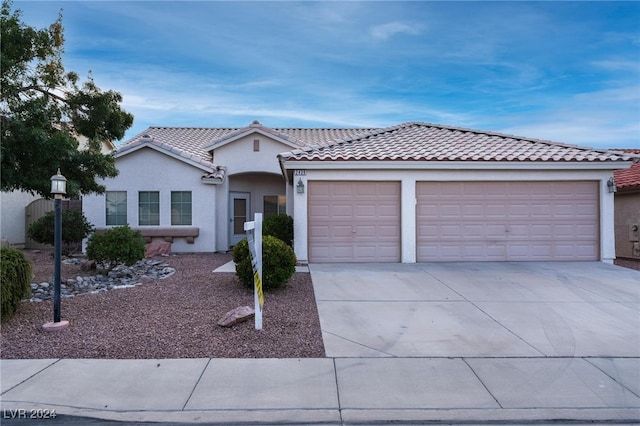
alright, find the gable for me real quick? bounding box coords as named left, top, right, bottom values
left=116, top=136, right=215, bottom=172
left=212, top=132, right=293, bottom=175
left=115, top=148, right=211, bottom=186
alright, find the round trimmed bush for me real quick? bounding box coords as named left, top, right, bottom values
left=262, top=214, right=293, bottom=247
left=1, top=248, right=33, bottom=322
left=232, top=235, right=297, bottom=291
left=86, top=225, right=145, bottom=273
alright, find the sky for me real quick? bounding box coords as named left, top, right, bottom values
left=13, top=1, right=640, bottom=149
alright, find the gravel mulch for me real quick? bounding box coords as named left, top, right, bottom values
left=0, top=250, right=325, bottom=359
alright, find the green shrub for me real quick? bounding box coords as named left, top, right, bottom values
left=263, top=214, right=293, bottom=247
left=232, top=235, right=297, bottom=291
left=86, top=225, right=145, bottom=273
left=1, top=248, right=33, bottom=322
left=27, top=210, right=94, bottom=254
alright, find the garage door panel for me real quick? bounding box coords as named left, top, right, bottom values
left=576, top=224, right=598, bottom=236
left=309, top=224, right=330, bottom=238
left=486, top=204, right=508, bottom=217
left=417, top=181, right=599, bottom=261
left=309, top=181, right=400, bottom=263
left=331, top=225, right=353, bottom=238
left=462, top=224, right=486, bottom=236
left=332, top=205, right=354, bottom=217
left=530, top=204, right=554, bottom=217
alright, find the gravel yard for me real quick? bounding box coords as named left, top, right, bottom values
left=0, top=250, right=325, bottom=359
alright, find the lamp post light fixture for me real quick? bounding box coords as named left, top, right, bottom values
left=43, top=169, right=69, bottom=332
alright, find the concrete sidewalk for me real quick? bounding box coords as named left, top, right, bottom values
left=2, top=356, right=639, bottom=424
left=2, top=262, right=639, bottom=424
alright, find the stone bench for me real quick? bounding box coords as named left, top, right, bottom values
left=137, top=227, right=199, bottom=244
left=95, top=227, right=199, bottom=244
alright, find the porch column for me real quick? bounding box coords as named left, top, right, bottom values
left=600, top=176, right=616, bottom=264
left=401, top=177, right=417, bottom=263
left=293, top=174, right=309, bottom=263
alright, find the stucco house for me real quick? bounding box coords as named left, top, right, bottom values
left=82, top=120, right=635, bottom=264
left=613, top=150, right=640, bottom=267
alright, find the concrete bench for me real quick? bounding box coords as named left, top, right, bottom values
left=137, top=227, right=199, bottom=244
left=95, top=227, right=199, bottom=244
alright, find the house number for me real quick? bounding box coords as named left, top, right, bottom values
left=294, top=170, right=306, bottom=176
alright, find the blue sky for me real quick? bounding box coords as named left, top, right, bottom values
left=14, top=1, right=640, bottom=148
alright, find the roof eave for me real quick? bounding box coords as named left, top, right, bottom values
left=280, top=159, right=635, bottom=171
left=116, top=142, right=215, bottom=172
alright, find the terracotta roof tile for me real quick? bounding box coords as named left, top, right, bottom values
left=118, top=125, right=378, bottom=166
left=612, top=149, right=640, bottom=190
left=280, top=122, right=636, bottom=163
left=118, top=122, right=636, bottom=169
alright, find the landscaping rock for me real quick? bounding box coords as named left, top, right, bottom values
left=81, top=260, right=96, bottom=271
left=27, top=258, right=175, bottom=302
left=145, top=241, right=172, bottom=258
left=217, top=306, right=255, bottom=327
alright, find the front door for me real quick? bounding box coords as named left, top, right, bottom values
left=229, top=192, right=250, bottom=247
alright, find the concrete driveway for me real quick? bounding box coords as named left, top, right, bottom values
left=309, top=262, right=640, bottom=358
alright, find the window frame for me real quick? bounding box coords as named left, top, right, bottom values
left=106, top=191, right=127, bottom=226
left=263, top=194, right=286, bottom=218
left=171, top=191, right=192, bottom=226
left=138, top=191, right=160, bottom=226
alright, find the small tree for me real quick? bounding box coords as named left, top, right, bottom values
left=86, top=225, right=145, bottom=273
left=27, top=209, right=93, bottom=254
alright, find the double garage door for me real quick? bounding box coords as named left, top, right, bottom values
left=308, top=181, right=599, bottom=263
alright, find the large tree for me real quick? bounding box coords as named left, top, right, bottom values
left=0, top=0, right=133, bottom=198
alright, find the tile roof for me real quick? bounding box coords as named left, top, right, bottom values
left=613, top=149, right=640, bottom=190
left=280, top=122, right=636, bottom=163
left=118, top=123, right=379, bottom=166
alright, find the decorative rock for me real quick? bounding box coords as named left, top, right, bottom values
left=27, top=258, right=178, bottom=302
left=138, top=275, right=153, bottom=285
left=81, top=260, right=96, bottom=271
left=145, top=241, right=172, bottom=258
left=217, top=306, right=255, bottom=327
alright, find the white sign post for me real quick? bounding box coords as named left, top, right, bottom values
left=244, top=213, right=264, bottom=330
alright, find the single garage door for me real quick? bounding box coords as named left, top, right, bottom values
left=308, top=181, right=400, bottom=262
left=417, top=181, right=599, bottom=261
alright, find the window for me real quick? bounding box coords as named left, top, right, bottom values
left=171, top=191, right=192, bottom=225
left=263, top=195, right=286, bottom=218
left=138, top=191, right=159, bottom=226
left=106, top=191, right=127, bottom=225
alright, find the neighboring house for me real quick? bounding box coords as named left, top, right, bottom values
left=83, top=120, right=635, bottom=264
left=0, top=135, right=116, bottom=248
left=612, top=149, right=640, bottom=267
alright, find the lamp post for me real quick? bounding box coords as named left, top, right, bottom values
left=43, top=169, right=69, bottom=331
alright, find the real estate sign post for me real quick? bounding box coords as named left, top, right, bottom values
left=244, top=213, right=264, bottom=330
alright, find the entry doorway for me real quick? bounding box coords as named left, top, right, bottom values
left=229, top=192, right=250, bottom=246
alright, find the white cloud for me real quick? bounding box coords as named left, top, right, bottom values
left=498, top=86, right=640, bottom=149
left=369, top=21, right=422, bottom=41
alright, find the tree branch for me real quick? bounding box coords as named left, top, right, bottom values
left=15, top=84, right=68, bottom=103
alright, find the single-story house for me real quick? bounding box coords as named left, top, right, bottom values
left=613, top=149, right=640, bottom=265
left=82, top=120, right=636, bottom=264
